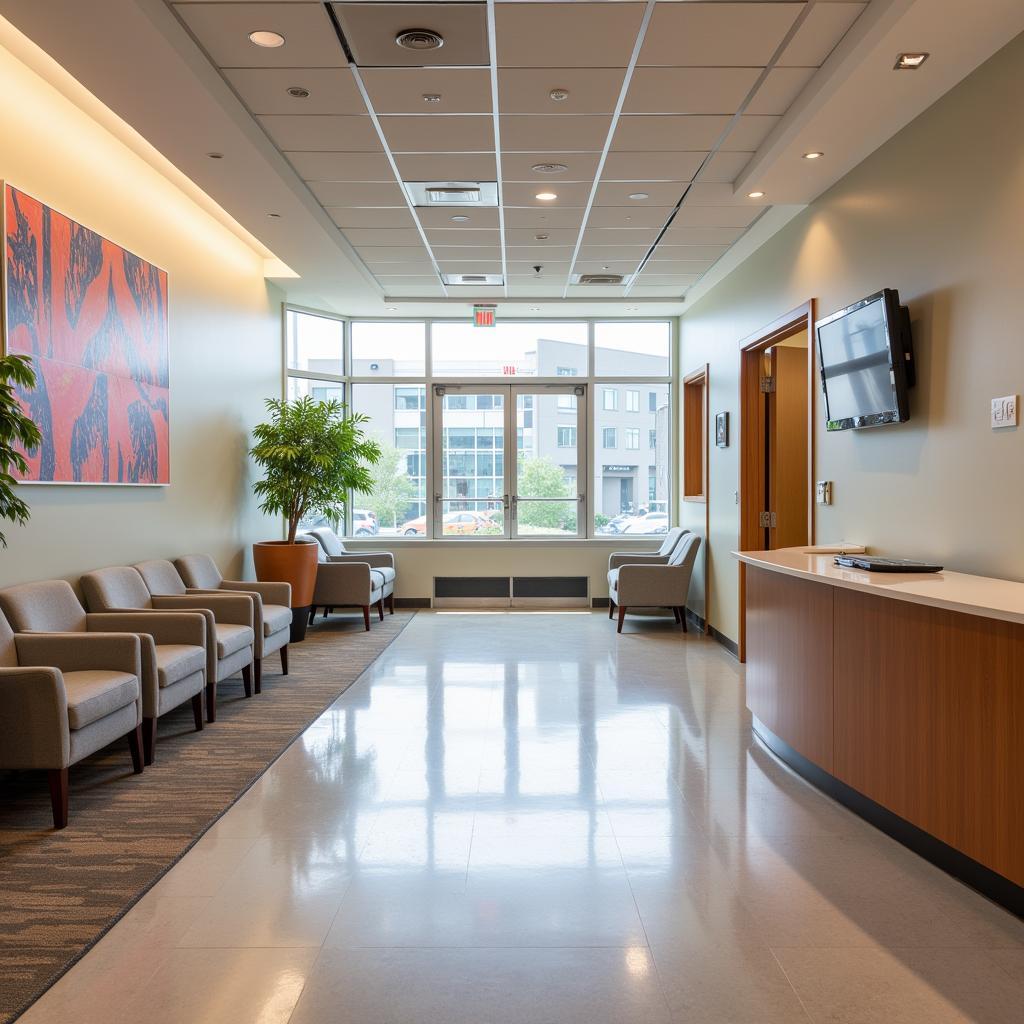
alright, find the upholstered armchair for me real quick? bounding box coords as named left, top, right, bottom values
left=607, top=532, right=702, bottom=633
left=0, top=601, right=144, bottom=828
left=174, top=554, right=292, bottom=689
left=79, top=567, right=209, bottom=762
left=301, top=538, right=386, bottom=631
left=308, top=527, right=396, bottom=614
left=607, top=527, right=688, bottom=571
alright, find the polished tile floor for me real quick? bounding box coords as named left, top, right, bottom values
left=20, top=611, right=1024, bottom=1023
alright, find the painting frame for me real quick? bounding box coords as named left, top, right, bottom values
left=715, top=410, right=729, bottom=448
left=1, top=181, right=170, bottom=486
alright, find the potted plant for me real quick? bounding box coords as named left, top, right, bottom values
left=0, top=354, right=41, bottom=547
left=250, top=396, right=380, bottom=641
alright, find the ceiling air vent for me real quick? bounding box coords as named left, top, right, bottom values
left=404, top=181, right=498, bottom=207
left=396, top=29, right=444, bottom=51
left=573, top=273, right=627, bottom=286
left=442, top=273, right=504, bottom=286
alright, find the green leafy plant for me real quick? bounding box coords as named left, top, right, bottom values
left=358, top=441, right=416, bottom=530
left=516, top=455, right=575, bottom=532
left=250, top=396, right=382, bottom=544
left=0, top=354, right=42, bottom=548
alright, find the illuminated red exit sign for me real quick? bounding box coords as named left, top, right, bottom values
left=473, top=304, right=496, bottom=328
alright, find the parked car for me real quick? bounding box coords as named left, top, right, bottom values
left=351, top=508, right=378, bottom=536
left=623, top=512, right=668, bottom=534
left=399, top=511, right=495, bottom=536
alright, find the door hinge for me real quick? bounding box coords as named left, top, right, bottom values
left=759, top=375, right=776, bottom=393
left=759, top=511, right=777, bottom=529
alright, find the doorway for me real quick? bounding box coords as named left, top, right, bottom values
left=737, top=301, right=816, bottom=660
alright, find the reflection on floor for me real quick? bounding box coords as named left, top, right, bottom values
left=19, top=612, right=1024, bottom=1024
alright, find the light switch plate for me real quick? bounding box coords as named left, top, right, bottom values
left=991, top=395, right=1019, bottom=429
left=816, top=480, right=833, bottom=505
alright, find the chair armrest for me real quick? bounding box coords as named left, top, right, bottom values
left=616, top=564, right=688, bottom=606
left=608, top=552, right=670, bottom=570
left=314, top=561, right=373, bottom=604
left=327, top=552, right=395, bottom=570
left=17, top=631, right=142, bottom=678
left=219, top=579, right=293, bottom=606
left=0, top=666, right=69, bottom=767
left=86, top=611, right=207, bottom=649
left=151, top=593, right=254, bottom=628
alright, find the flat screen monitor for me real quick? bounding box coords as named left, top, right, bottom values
left=816, top=288, right=914, bottom=431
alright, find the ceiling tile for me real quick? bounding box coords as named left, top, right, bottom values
left=331, top=3, right=489, bottom=67
left=502, top=208, right=584, bottom=230
left=635, top=274, right=701, bottom=287
left=425, top=228, right=501, bottom=246
left=643, top=259, right=716, bottom=274
left=354, top=245, right=431, bottom=261
left=681, top=183, right=743, bottom=206
left=286, top=151, right=393, bottom=180
left=747, top=67, right=816, bottom=115
left=437, top=262, right=505, bottom=275
left=382, top=283, right=445, bottom=296
left=375, top=274, right=441, bottom=286
left=504, top=227, right=579, bottom=244
left=498, top=68, right=624, bottom=114
left=501, top=115, right=611, bottom=152
left=565, top=284, right=627, bottom=297
left=581, top=227, right=658, bottom=246
left=500, top=152, right=601, bottom=182
left=394, top=153, right=498, bottom=180
left=587, top=206, right=672, bottom=229
left=344, top=227, right=424, bottom=245
left=612, top=115, right=729, bottom=152
left=572, top=259, right=643, bottom=275
left=601, top=152, right=705, bottom=181
left=504, top=245, right=575, bottom=262
left=502, top=182, right=592, bottom=208
left=652, top=239, right=733, bottom=256
left=495, top=3, right=646, bottom=68
left=309, top=180, right=407, bottom=205
left=577, top=244, right=650, bottom=261
left=259, top=114, right=378, bottom=150
left=173, top=2, right=346, bottom=68
left=671, top=205, right=761, bottom=229
left=639, top=3, right=802, bottom=67
left=700, top=151, right=752, bottom=183
left=361, top=68, right=492, bottom=114
left=624, top=68, right=760, bottom=115
left=223, top=67, right=362, bottom=115
left=778, top=2, right=867, bottom=67
left=362, top=261, right=437, bottom=275
left=430, top=245, right=503, bottom=261
left=721, top=115, right=780, bottom=151
left=381, top=115, right=494, bottom=152
left=416, top=207, right=499, bottom=230
left=507, top=260, right=572, bottom=274
left=594, top=181, right=687, bottom=206
left=327, top=207, right=416, bottom=229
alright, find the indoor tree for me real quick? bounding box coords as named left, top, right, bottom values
left=0, top=354, right=41, bottom=548
left=359, top=441, right=415, bottom=531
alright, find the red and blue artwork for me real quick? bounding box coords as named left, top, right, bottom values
left=3, top=184, right=169, bottom=484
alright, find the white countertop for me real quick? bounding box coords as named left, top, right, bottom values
left=733, top=547, right=1024, bottom=626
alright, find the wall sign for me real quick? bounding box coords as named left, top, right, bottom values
left=716, top=411, right=730, bottom=448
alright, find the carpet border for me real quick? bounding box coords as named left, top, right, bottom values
left=9, top=612, right=416, bottom=1024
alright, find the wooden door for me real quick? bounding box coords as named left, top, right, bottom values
left=767, top=344, right=809, bottom=549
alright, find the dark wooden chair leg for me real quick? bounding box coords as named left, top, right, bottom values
left=206, top=681, right=217, bottom=723
left=680, top=609, right=688, bottom=633
left=309, top=606, right=317, bottom=626
left=128, top=723, right=144, bottom=774
left=377, top=599, right=385, bottom=621
left=388, top=594, right=395, bottom=615
left=672, top=606, right=681, bottom=623
left=254, top=658, right=262, bottom=695
left=280, top=645, right=289, bottom=675
left=617, top=605, right=627, bottom=634
left=608, top=602, right=614, bottom=619
left=241, top=664, right=253, bottom=698
left=191, top=693, right=204, bottom=731
left=142, top=717, right=157, bottom=766
left=48, top=768, right=69, bottom=830
left=362, top=605, right=371, bottom=631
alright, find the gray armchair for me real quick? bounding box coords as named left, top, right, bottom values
left=0, top=599, right=144, bottom=828
left=174, top=554, right=292, bottom=689
left=79, top=567, right=209, bottom=762
left=608, top=527, right=688, bottom=571
left=130, top=560, right=255, bottom=719
left=308, top=527, right=396, bottom=614
left=607, top=533, right=702, bottom=634
left=302, top=538, right=386, bottom=631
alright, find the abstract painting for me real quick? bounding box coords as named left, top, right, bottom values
left=2, top=183, right=169, bottom=484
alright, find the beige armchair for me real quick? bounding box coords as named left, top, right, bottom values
left=129, top=560, right=255, bottom=719
left=79, top=567, right=209, bottom=763
left=174, top=554, right=292, bottom=689
left=607, top=527, right=688, bottom=570
left=607, top=533, right=702, bottom=634
left=308, top=527, right=396, bottom=614
left=0, top=601, right=143, bottom=828
left=302, top=538, right=386, bottom=631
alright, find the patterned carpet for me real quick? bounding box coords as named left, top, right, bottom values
left=0, top=611, right=414, bottom=1024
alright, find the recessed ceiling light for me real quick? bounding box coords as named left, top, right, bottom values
left=531, top=162, right=568, bottom=175
left=535, top=192, right=558, bottom=201
left=267, top=212, right=281, bottom=218
left=248, top=30, right=285, bottom=48
left=206, top=152, right=224, bottom=160
left=747, top=191, right=765, bottom=199
left=450, top=215, right=469, bottom=222
left=396, top=28, right=444, bottom=50
left=803, top=151, right=824, bottom=160
left=422, top=93, right=442, bottom=104
left=534, top=233, right=549, bottom=240
left=287, top=86, right=309, bottom=99
left=627, top=192, right=650, bottom=201
left=549, top=88, right=570, bottom=102
left=894, top=52, right=929, bottom=69
left=387, top=306, right=398, bottom=312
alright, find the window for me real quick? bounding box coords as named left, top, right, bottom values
left=287, top=377, right=343, bottom=403
left=556, top=366, right=577, bottom=376
left=594, top=322, right=671, bottom=377
left=432, top=322, right=587, bottom=377
left=395, top=387, right=425, bottom=411
left=626, top=390, right=639, bottom=413
left=351, top=322, right=425, bottom=376
left=649, top=391, right=658, bottom=412
left=625, top=428, right=640, bottom=450
left=649, top=429, right=657, bottom=449
left=602, top=388, right=618, bottom=411
left=683, top=368, right=707, bottom=501
left=286, top=309, right=343, bottom=375
left=602, top=427, right=617, bottom=449
left=557, top=426, right=577, bottom=448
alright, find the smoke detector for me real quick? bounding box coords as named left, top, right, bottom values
left=396, top=29, right=444, bottom=50
left=531, top=163, right=568, bottom=175
left=573, top=273, right=629, bottom=286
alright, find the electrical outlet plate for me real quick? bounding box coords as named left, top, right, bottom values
left=816, top=480, right=833, bottom=505
left=991, top=395, right=1019, bottom=429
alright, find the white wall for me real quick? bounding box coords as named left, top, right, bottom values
left=0, top=32, right=281, bottom=586
left=680, top=31, right=1024, bottom=645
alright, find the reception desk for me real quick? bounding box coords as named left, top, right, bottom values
left=735, top=548, right=1024, bottom=915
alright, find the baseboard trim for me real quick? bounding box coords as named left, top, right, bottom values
left=592, top=597, right=610, bottom=608
left=753, top=718, right=1024, bottom=919
left=395, top=597, right=432, bottom=608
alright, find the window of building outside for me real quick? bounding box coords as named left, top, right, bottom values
left=283, top=313, right=672, bottom=538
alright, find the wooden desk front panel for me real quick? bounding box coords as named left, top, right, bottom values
left=833, top=588, right=1024, bottom=886
left=746, top=566, right=835, bottom=772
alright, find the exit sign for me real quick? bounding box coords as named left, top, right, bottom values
left=473, top=304, right=496, bottom=328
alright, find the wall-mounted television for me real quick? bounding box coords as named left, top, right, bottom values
left=815, top=289, right=915, bottom=431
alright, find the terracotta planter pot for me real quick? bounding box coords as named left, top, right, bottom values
left=253, top=540, right=319, bottom=642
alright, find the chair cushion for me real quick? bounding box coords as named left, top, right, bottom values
left=371, top=566, right=396, bottom=584
left=64, top=670, right=139, bottom=730
left=155, top=644, right=206, bottom=688
left=134, top=559, right=188, bottom=596
left=0, top=580, right=88, bottom=633
left=81, top=566, right=153, bottom=612
left=607, top=568, right=620, bottom=592
left=215, top=623, right=254, bottom=659
left=311, top=527, right=345, bottom=557
left=174, top=554, right=223, bottom=590
left=262, top=603, right=292, bottom=637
